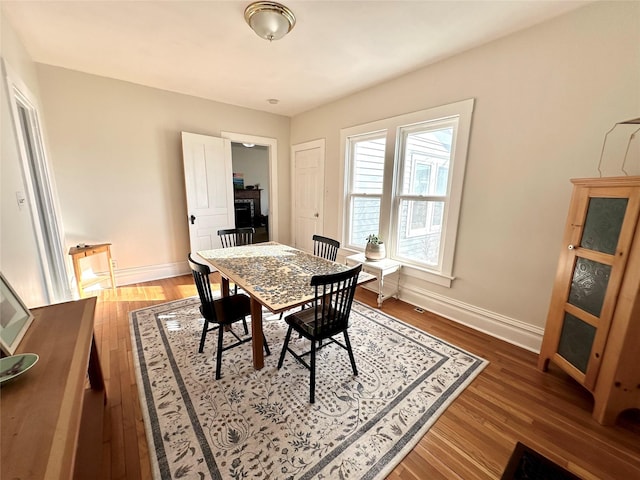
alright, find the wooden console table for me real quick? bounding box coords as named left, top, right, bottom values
left=69, top=243, right=116, bottom=297
left=1, top=297, right=105, bottom=480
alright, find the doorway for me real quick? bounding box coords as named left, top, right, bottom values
left=4, top=60, right=70, bottom=302
left=222, top=132, right=279, bottom=243
left=231, top=142, right=270, bottom=242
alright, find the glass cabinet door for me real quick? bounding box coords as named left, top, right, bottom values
left=539, top=181, right=640, bottom=390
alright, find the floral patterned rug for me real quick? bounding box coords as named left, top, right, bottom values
left=130, top=297, right=488, bottom=480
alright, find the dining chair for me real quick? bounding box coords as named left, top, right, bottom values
left=312, top=234, right=340, bottom=261
left=217, top=227, right=255, bottom=248
left=188, top=253, right=270, bottom=379
left=278, top=234, right=342, bottom=321
left=277, top=264, right=362, bottom=403
left=217, top=227, right=255, bottom=294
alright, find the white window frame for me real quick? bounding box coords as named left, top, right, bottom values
left=339, top=98, right=474, bottom=287
left=344, top=130, right=386, bottom=249
left=405, top=156, right=431, bottom=238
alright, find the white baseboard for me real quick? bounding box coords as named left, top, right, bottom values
left=399, top=284, right=543, bottom=354
left=113, top=261, right=191, bottom=287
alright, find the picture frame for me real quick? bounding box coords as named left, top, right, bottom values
left=0, top=273, right=34, bottom=356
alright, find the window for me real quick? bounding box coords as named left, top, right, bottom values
left=341, top=99, right=474, bottom=287
left=396, top=119, right=454, bottom=266
left=346, top=132, right=385, bottom=247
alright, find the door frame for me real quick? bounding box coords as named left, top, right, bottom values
left=291, top=138, right=325, bottom=251
left=221, top=131, right=278, bottom=242
left=3, top=60, right=70, bottom=302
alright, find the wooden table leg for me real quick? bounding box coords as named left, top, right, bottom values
left=221, top=276, right=230, bottom=297
left=250, top=298, right=264, bottom=370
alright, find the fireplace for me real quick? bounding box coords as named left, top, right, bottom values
left=234, top=188, right=262, bottom=227
left=234, top=201, right=253, bottom=228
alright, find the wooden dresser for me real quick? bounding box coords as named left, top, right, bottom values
left=1, top=297, right=105, bottom=479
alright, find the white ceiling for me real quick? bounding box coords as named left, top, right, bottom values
left=1, top=1, right=590, bottom=117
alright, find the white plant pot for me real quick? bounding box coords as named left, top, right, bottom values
left=365, top=242, right=385, bottom=261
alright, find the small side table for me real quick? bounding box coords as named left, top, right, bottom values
left=346, top=253, right=401, bottom=307
left=69, top=243, right=116, bottom=298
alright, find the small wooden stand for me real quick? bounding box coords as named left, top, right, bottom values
left=69, top=243, right=116, bottom=297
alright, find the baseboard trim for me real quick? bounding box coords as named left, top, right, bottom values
left=399, top=284, right=543, bottom=353
left=114, top=261, right=191, bottom=287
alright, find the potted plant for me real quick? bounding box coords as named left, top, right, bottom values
left=365, top=234, right=385, bottom=261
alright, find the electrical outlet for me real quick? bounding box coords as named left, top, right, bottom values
left=111, top=259, right=117, bottom=269
left=414, top=307, right=425, bottom=314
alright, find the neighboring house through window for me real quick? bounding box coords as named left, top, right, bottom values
left=340, top=99, right=474, bottom=287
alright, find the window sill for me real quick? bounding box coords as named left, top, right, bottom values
left=339, top=248, right=454, bottom=288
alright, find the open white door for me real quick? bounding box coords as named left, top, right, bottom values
left=182, top=132, right=235, bottom=255
left=291, top=139, right=325, bottom=253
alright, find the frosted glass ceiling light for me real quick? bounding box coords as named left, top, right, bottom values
left=244, top=2, right=296, bottom=41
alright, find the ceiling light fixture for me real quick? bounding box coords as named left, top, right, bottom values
left=244, top=1, right=296, bottom=42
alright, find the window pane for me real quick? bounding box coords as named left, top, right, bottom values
left=401, top=127, right=452, bottom=196
left=352, top=137, right=385, bottom=194
left=581, top=197, right=627, bottom=255
left=396, top=200, right=444, bottom=265
left=558, top=312, right=596, bottom=374
left=350, top=197, right=380, bottom=246
left=568, top=257, right=611, bottom=317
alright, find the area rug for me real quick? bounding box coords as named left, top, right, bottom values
left=130, top=297, right=488, bottom=480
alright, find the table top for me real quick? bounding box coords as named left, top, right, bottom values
left=68, top=243, right=112, bottom=255
left=198, top=242, right=356, bottom=312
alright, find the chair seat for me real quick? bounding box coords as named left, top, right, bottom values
left=285, top=306, right=346, bottom=339
left=204, top=294, right=251, bottom=326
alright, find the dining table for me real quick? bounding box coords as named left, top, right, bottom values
left=197, top=242, right=373, bottom=370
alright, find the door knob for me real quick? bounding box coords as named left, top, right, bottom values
left=314, top=213, right=319, bottom=218
left=190, top=214, right=196, bottom=225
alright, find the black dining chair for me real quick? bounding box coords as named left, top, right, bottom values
left=217, top=227, right=255, bottom=295
left=278, top=234, right=341, bottom=321
left=277, top=264, right=362, bottom=403
left=217, top=227, right=255, bottom=248
left=188, top=254, right=270, bottom=379
left=312, top=234, right=340, bottom=261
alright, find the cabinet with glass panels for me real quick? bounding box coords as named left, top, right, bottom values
left=538, top=176, right=640, bottom=425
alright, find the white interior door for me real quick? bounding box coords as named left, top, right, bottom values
left=182, top=132, right=234, bottom=255
left=292, top=139, right=325, bottom=252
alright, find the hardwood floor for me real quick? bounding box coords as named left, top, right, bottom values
left=95, top=275, right=640, bottom=479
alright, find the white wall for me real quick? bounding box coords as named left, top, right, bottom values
left=290, top=1, right=640, bottom=351
left=0, top=17, right=50, bottom=307
left=34, top=66, right=291, bottom=286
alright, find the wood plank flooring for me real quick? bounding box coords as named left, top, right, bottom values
left=95, top=275, right=640, bottom=479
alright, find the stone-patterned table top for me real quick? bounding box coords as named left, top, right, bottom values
left=198, top=242, right=351, bottom=312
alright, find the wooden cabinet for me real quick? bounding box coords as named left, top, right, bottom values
left=1, top=297, right=105, bottom=479
left=538, top=176, right=640, bottom=425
